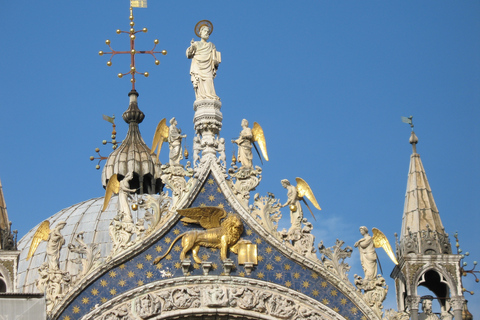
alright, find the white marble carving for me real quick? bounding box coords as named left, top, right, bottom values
left=232, top=119, right=253, bottom=169
left=36, top=263, right=71, bottom=313
left=67, top=232, right=101, bottom=283
left=281, top=179, right=304, bottom=239
left=186, top=24, right=221, bottom=101
left=250, top=193, right=282, bottom=238
left=46, top=221, right=67, bottom=270
left=418, top=297, right=439, bottom=320
left=318, top=239, right=353, bottom=284
left=168, top=117, right=187, bottom=166
left=354, top=226, right=377, bottom=281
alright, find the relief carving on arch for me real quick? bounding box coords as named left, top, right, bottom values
left=93, top=284, right=337, bottom=320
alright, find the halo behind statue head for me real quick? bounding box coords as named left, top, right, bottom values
left=195, top=20, right=213, bottom=38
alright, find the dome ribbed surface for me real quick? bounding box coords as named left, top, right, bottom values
left=16, top=196, right=158, bottom=293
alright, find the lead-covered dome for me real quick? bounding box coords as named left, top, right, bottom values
left=16, top=195, right=158, bottom=293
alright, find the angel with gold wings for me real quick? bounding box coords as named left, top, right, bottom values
left=27, top=220, right=67, bottom=270
left=281, top=178, right=321, bottom=239
left=354, top=226, right=398, bottom=280
left=151, top=118, right=186, bottom=166
left=232, top=119, right=268, bottom=169
left=153, top=206, right=243, bottom=264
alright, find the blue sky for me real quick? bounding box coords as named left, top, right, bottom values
left=2, top=0, right=479, bottom=315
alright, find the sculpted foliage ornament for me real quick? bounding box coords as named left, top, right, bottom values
left=153, top=206, right=244, bottom=264
left=68, top=232, right=101, bottom=283
left=250, top=193, right=282, bottom=238
left=281, top=218, right=318, bottom=261
left=318, top=239, right=353, bottom=284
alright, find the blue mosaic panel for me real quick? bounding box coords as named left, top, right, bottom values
left=58, top=173, right=365, bottom=320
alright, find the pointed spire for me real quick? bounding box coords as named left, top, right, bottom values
left=399, top=130, right=452, bottom=256
left=0, top=178, right=9, bottom=231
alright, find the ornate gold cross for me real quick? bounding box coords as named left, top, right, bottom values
left=99, top=7, right=167, bottom=90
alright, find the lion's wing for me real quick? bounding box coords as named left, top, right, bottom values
left=178, top=207, right=227, bottom=229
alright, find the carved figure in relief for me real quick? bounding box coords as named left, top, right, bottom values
left=269, top=295, right=296, bottom=319
left=205, top=286, right=228, bottom=307
left=153, top=207, right=244, bottom=264
left=168, top=118, right=187, bottom=165
left=419, top=297, right=439, bottom=320
left=187, top=21, right=221, bottom=101
left=135, top=293, right=161, bottom=319
left=354, top=226, right=378, bottom=280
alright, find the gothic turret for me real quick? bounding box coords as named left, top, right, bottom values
left=391, top=129, right=465, bottom=320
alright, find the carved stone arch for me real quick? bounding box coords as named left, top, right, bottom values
left=0, top=262, right=13, bottom=292
left=81, top=278, right=354, bottom=320
left=413, top=265, right=457, bottom=312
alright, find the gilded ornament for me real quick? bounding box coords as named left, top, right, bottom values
left=153, top=206, right=244, bottom=264
left=151, top=118, right=168, bottom=158
left=27, top=220, right=51, bottom=260
left=252, top=122, right=269, bottom=161
left=372, top=227, right=398, bottom=265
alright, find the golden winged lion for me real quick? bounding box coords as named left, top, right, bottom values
left=153, top=207, right=244, bottom=264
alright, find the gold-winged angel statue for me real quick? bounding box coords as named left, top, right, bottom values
left=151, top=118, right=168, bottom=160
left=101, top=172, right=136, bottom=216
left=232, top=119, right=268, bottom=168
left=354, top=226, right=398, bottom=280
left=153, top=206, right=244, bottom=264
left=281, top=177, right=321, bottom=237
left=27, top=220, right=67, bottom=270
left=151, top=118, right=187, bottom=165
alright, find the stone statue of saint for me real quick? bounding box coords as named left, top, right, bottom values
left=419, top=297, right=440, bottom=320
left=354, top=226, right=378, bottom=280
left=186, top=21, right=221, bottom=101
left=168, top=117, right=187, bottom=165
left=232, top=119, right=253, bottom=168
left=46, top=221, right=67, bottom=270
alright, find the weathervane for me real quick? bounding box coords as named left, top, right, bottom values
left=401, top=115, right=414, bottom=130
left=98, top=7, right=167, bottom=90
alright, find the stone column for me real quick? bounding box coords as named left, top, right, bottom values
left=450, top=296, right=464, bottom=320
left=408, top=296, right=420, bottom=320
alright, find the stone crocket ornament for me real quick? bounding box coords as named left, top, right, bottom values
left=153, top=206, right=243, bottom=264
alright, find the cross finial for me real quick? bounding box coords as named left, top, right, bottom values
left=98, top=7, right=167, bottom=90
